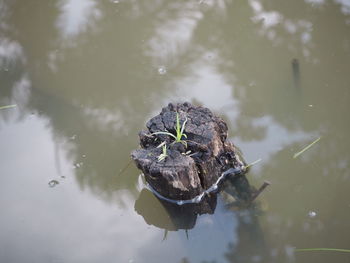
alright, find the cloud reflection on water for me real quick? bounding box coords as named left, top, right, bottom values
left=1, top=0, right=350, bottom=262
left=56, top=0, right=102, bottom=40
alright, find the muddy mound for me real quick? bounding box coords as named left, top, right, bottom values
left=131, top=102, right=246, bottom=201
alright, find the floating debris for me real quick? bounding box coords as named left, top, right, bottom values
left=73, top=162, right=83, bottom=168
left=292, top=58, right=300, bottom=89
left=308, top=210, right=317, bottom=218
left=293, top=137, right=321, bottom=159
left=48, top=179, right=59, bottom=188
left=158, top=66, right=167, bottom=75
left=0, top=104, right=17, bottom=110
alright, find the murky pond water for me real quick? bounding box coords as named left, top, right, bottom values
left=1, top=0, right=350, bottom=262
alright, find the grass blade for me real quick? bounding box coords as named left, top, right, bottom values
left=152, top=131, right=177, bottom=140
left=180, top=117, right=187, bottom=136
left=158, top=144, right=168, bottom=162
left=175, top=113, right=180, bottom=136
left=295, top=248, right=350, bottom=253
left=293, top=136, right=321, bottom=159
left=245, top=158, right=262, bottom=169
left=0, top=104, right=17, bottom=110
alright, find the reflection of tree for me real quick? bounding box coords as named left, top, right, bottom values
left=1, top=0, right=350, bottom=260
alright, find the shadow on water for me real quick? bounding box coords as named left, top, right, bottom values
left=135, top=189, right=213, bottom=231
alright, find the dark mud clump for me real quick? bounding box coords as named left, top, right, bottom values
left=131, top=102, right=247, bottom=201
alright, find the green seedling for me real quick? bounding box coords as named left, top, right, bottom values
left=152, top=112, right=188, bottom=146
left=158, top=144, right=168, bottom=162
left=293, top=136, right=321, bottom=159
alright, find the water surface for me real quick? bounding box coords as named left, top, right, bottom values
left=1, top=0, right=350, bottom=262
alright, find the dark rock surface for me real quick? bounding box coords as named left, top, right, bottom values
left=131, top=102, right=246, bottom=201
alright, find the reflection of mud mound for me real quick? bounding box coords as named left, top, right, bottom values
left=134, top=189, right=217, bottom=231
left=132, top=102, right=246, bottom=201
left=135, top=173, right=263, bottom=230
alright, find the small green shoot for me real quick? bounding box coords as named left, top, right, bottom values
left=295, top=248, right=350, bottom=253
left=0, top=104, right=17, bottom=110
left=293, top=136, right=321, bottom=159
left=152, top=112, right=188, bottom=146
left=175, top=112, right=187, bottom=142
left=158, top=144, right=168, bottom=162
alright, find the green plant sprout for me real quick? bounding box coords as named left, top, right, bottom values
left=293, top=136, right=321, bottom=159
left=152, top=112, right=188, bottom=146
left=0, top=104, right=17, bottom=110
left=158, top=144, right=168, bottom=162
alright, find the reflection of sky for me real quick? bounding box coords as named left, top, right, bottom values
left=249, top=0, right=314, bottom=56
left=305, top=0, right=325, bottom=5
left=305, top=0, right=350, bottom=15
left=83, top=106, right=129, bottom=135
left=250, top=0, right=282, bottom=29
left=0, top=38, right=25, bottom=68
left=146, top=1, right=203, bottom=65
left=232, top=116, right=315, bottom=173
left=56, top=0, right=101, bottom=39
left=181, top=201, right=239, bottom=263
left=335, top=0, right=350, bottom=14
left=11, top=75, right=31, bottom=107
left=173, top=63, right=239, bottom=114
left=0, top=115, right=172, bottom=262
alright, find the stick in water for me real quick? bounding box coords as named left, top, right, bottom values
left=250, top=181, right=271, bottom=202
left=293, top=137, right=321, bottom=159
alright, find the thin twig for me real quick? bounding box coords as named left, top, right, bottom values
left=117, top=159, right=133, bottom=176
